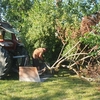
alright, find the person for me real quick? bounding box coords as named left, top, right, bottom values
left=32, top=47, right=46, bottom=74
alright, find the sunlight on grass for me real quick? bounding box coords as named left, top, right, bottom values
left=0, top=70, right=100, bottom=100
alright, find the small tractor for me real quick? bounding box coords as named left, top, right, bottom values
left=0, top=22, right=30, bottom=79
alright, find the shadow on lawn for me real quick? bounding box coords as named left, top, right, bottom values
left=2, top=70, right=100, bottom=100
left=3, top=72, right=19, bottom=80
left=1, top=67, right=99, bottom=100
left=7, top=76, right=98, bottom=100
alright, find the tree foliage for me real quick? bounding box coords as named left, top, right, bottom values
left=26, top=0, right=62, bottom=63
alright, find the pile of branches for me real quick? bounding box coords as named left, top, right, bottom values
left=43, top=11, right=100, bottom=81
left=46, top=40, right=100, bottom=82
left=46, top=12, right=100, bottom=82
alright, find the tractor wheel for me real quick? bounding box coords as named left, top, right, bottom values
left=17, top=47, right=30, bottom=66
left=0, top=47, right=12, bottom=79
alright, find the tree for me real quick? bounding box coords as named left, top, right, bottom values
left=48, top=0, right=100, bottom=81
left=25, top=0, right=100, bottom=63
left=26, top=0, right=62, bottom=63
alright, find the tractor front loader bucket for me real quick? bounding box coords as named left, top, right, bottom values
left=19, top=66, right=41, bottom=82
left=13, top=55, right=40, bottom=82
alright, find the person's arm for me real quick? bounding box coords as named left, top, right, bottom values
left=39, top=48, right=45, bottom=61
left=39, top=52, right=43, bottom=60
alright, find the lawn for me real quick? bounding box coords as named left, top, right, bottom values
left=0, top=69, right=100, bottom=100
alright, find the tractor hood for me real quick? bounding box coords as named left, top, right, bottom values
left=0, top=22, right=19, bottom=34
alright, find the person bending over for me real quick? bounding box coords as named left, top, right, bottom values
left=32, top=48, right=46, bottom=73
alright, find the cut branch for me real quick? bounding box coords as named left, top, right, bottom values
left=50, top=41, right=80, bottom=69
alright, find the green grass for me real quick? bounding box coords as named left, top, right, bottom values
left=0, top=69, right=100, bottom=100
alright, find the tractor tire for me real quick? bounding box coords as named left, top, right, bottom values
left=0, top=47, right=12, bottom=79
